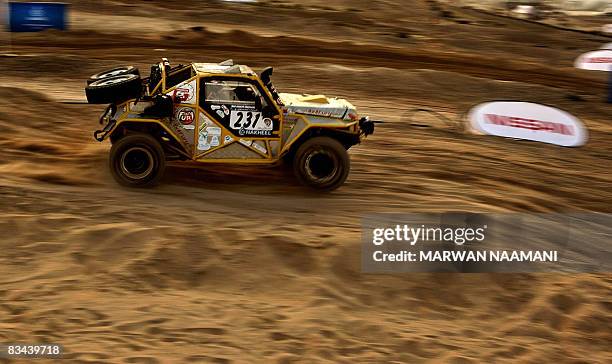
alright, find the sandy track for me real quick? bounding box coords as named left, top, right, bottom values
left=0, top=0, right=611, bottom=362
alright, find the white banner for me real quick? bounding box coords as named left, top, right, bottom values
left=575, top=50, right=612, bottom=71
left=469, top=102, right=587, bottom=147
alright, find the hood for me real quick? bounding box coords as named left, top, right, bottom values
left=279, top=93, right=357, bottom=120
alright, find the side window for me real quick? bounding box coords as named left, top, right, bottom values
left=201, top=80, right=267, bottom=109
left=200, top=79, right=278, bottom=138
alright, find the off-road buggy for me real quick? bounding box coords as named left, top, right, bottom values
left=85, top=58, right=375, bottom=191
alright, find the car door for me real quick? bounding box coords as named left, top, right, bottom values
left=197, top=76, right=281, bottom=160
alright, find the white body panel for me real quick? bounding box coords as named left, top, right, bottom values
left=280, top=93, right=356, bottom=120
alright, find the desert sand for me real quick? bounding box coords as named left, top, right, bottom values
left=0, top=0, right=611, bottom=363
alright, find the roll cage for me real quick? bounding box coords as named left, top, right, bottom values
left=146, top=59, right=282, bottom=109
left=147, top=60, right=195, bottom=95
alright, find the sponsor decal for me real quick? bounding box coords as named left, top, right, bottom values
left=346, top=112, right=358, bottom=121
left=176, top=107, right=195, bottom=129
left=199, top=111, right=215, bottom=128
left=167, top=79, right=196, bottom=104
left=211, top=105, right=225, bottom=118
left=468, top=102, right=587, bottom=147
left=174, top=88, right=191, bottom=102
left=198, top=112, right=221, bottom=151
left=224, top=135, right=234, bottom=144
left=238, top=139, right=266, bottom=154
left=293, top=108, right=343, bottom=118
left=575, top=50, right=612, bottom=71
left=198, top=134, right=210, bottom=151
left=198, top=126, right=222, bottom=151
left=210, top=130, right=221, bottom=147
left=252, top=141, right=267, bottom=155
left=239, top=129, right=272, bottom=136
left=211, top=104, right=230, bottom=116
left=283, top=115, right=298, bottom=129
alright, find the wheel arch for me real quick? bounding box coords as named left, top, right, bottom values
left=109, top=120, right=190, bottom=159
left=109, top=132, right=166, bottom=187
left=281, top=126, right=360, bottom=161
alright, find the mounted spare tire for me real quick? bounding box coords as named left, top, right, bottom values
left=87, top=66, right=140, bottom=85
left=86, top=74, right=142, bottom=104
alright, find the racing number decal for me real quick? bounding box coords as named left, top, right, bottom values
left=231, top=110, right=264, bottom=130
left=225, top=105, right=274, bottom=136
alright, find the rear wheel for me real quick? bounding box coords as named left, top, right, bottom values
left=109, top=134, right=165, bottom=187
left=293, top=136, right=350, bottom=191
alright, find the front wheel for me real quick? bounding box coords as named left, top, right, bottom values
left=293, top=136, right=350, bottom=191
left=109, top=134, right=165, bottom=187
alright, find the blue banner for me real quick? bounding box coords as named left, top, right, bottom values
left=8, top=2, right=68, bottom=32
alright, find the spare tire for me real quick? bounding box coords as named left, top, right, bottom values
left=86, top=74, right=142, bottom=104
left=87, top=66, right=140, bottom=85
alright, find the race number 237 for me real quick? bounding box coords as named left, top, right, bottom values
left=230, top=110, right=264, bottom=130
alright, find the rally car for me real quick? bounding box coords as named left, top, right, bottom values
left=85, top=58, right=375, bottom=191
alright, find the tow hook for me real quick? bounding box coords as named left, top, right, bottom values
left=359, top=116, right=376, bottom=136
left=94, top=103, right=117, bottom=142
